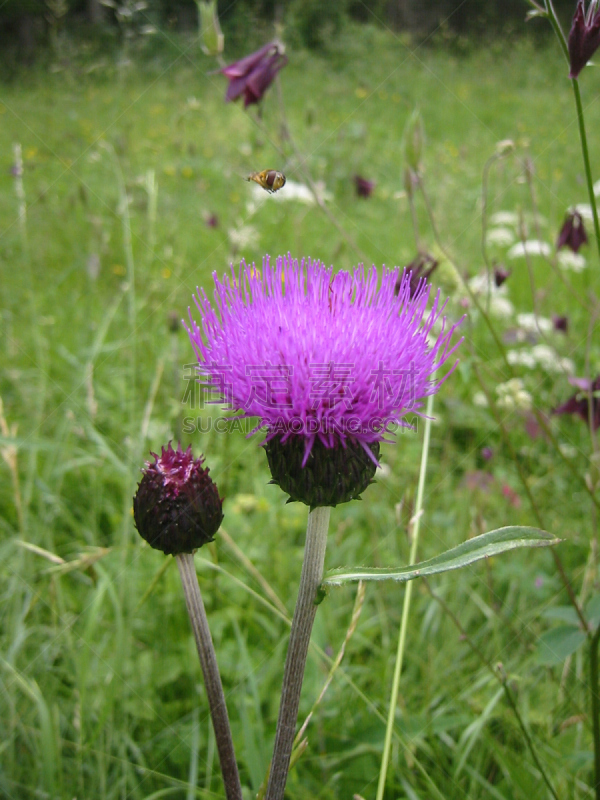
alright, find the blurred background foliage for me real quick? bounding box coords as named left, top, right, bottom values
left=0, top=0, right=584, bottom=64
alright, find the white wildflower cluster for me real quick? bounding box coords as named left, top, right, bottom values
left=486, top=227, right=515, bottom=247
left=468, top=272, right=514, bottom=319
left=507, top=240, right=551, bottom=259
left=557, top=250, right=587, bottom=272
left=507, top=344, right=574, bottom=374
left=516, top=313, right=553, bottom=334
left=574, top=203, right=594, bottom=221
left=473, top=391, right=489, bottom=408
left=249, top=180, right=332, bottom=207
left=496, top=378, right=533, bottom=412
left=489, top=211, right=520, bottom=227
left=228, top=224, right=259, bottom=251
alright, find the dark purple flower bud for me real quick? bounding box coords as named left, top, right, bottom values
left=205, top=213, right=219, bottom=228
left=220, top=42, right=287, bottom=108
left=552, top=314, right=569, bottom=333
left=481, top=446, right=494, bottom=461
left=395, top=252, right=438, bottom=299
left=568, top=0, right=600, bottom=79
left=493, top=264, right=511, bottom=287
left=557, top=209, right=588, bottom=252
left=353, top=175, right=375, bottom=198
left=553, top=375, right=600, bottom=431
left=133, top=443, right=223, bottom=555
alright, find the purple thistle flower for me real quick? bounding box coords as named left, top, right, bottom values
left=568, top=0, right=600, bottom=79
left=219, top=42, right=287, bottom=108
left=354, top=175, right=375, bottom=198
left=556, top=209, right=588, bottom=252
left=187, top=255, right=463, bottom=505
left=553, top=375, right=600, bottom=431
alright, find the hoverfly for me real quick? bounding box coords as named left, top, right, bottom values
left=245, top=169, right=286, bottom=194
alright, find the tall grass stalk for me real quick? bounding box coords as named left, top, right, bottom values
left=376, top=391, right=434, bottom=800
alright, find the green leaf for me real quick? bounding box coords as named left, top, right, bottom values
left=586, top=594, right=600, bottom=629
left=536, top=626, right=587, bottom=665
left=321, top=527, right=559, bottom=588
left=541, top=606, right=579, bottom=626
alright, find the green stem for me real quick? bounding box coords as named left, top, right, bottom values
left=176, top=553, right=243, bottom=800
left=376, top=392, right=435, bottom=800
left=591, top=625, right=600, bottom=800
left=572, top=78, right=600, bottom=263
left=265, top=505, right=331, bottom=800
left=544, top=0, right=570, bottom=64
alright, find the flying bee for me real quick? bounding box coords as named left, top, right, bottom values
left=245, top=169, right=286, bottom=194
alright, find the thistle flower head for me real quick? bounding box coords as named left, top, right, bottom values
left=187, top=255, right=463, bottom=506
left=133, top=443, right=223, bottom=555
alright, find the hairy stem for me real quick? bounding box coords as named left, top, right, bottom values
left=176, top=553, right=243, bottom=800
left=265, top=505, right=331, bottom=800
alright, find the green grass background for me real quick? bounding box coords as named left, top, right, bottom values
left=1, top=22, right=599, bottom=800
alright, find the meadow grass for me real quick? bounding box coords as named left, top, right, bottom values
left=0, top=22, right=598, bottom=799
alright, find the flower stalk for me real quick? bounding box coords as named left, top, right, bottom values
left=265, top=505, right=331, bottom=800
left=591, top=624, right=600, bottom=800
left=572, top=77, right=600, bottom=263
left=376, top=391, right=434, bottom=800
left=176, top=553, right=243, bottom=800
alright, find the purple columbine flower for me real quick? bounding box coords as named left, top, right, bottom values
left=398, top=252, right=438, bottom=299
left=187, top=255, right=463, bottom=507
left=219, top=41, right=287, bottom=108
left=354, top=175, right=375, bottom=198
left=553, top=375, right=600, bottom=431
left=552, top=314, right=569, bottom=333
left=493, top=264, right=511, bottom=287
left=557, top=209, right=588, bottom=252
left=568, top=0, right=600, bottom=79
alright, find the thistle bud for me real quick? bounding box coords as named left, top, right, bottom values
left=264, top=436, right=379, bottom=509
left=402, top=109, right=425, bottom=175
left=197, top=0, right=224, bottom=57
left=133, top=443, right=223, bottom=555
